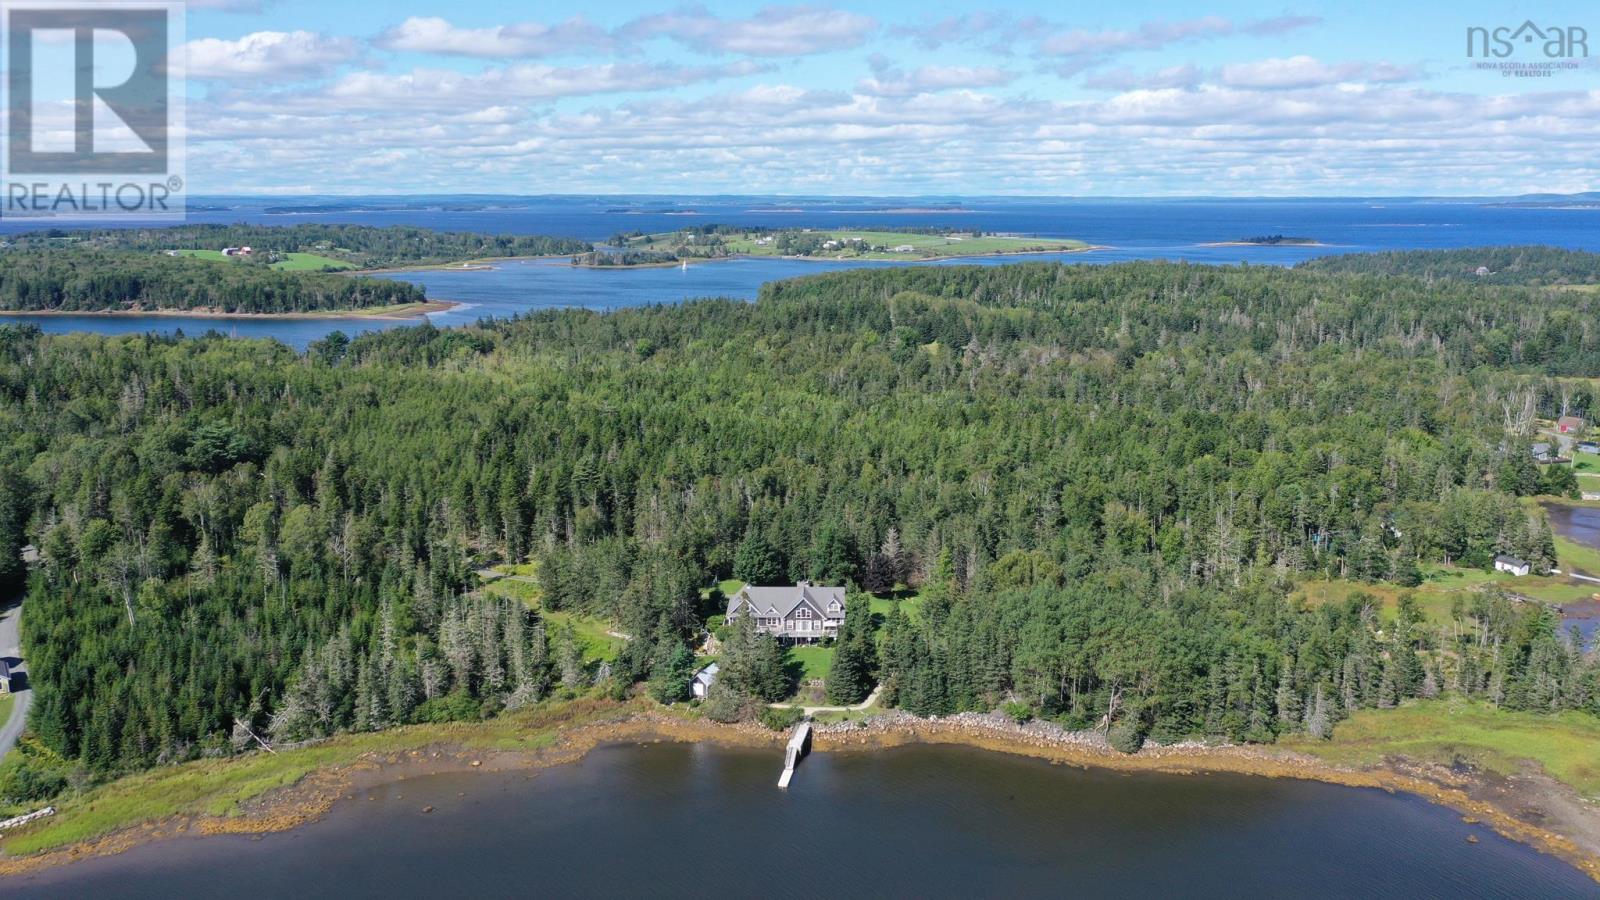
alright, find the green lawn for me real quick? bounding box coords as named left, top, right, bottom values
left=1554, top=532, right=1600, bottom=577
left=788, top=644, right=833, bottom=682
left=1296, top=559, right=1599, bottom=623
left=624, top=229, right=1089, bottom=261
left=0, top=692, right=13, bottom=730
left=726, top=229, right=1090, bottom=259
left=480, top=574, right=623, bottom=664
left=867, top=587, right=927, bottom=621
left=1285, top=700, right=1600, bottom=800
left=174, top=249, right=355, bottom=271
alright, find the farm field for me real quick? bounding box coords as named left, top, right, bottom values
left=175, top=249, right=355, bottom=271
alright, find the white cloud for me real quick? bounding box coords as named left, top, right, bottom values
left=1083, top=64, right=1205, bottom=91
left=1037, top=15, right=1323, bottom=75
left=184, top=72, right=1600, bottom=195
left=181, top=31, right=361, bottom=81
left=217, top=59, right=770, bottom=113
left=1243, top=15, right=1323, bottom=36
left=1219, top=56, right=1419, bottom=89
left=622, top=5, right=877, bottom=57
left=375, top=16, right=616, bottom=58
left=889, top=13, right=1047, bottom=53
left=857, top=57, right=1014, bottom=96
left=165, top=11, right=1599, bottom=196
left=1084, top=57, right=1420, bottom=91
left=1039, top=16, right=1235, bottom=58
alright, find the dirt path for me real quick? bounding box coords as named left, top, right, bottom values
left=0, top=596, right=30, bottom=761
left=769, top=684, right=882, bottom=715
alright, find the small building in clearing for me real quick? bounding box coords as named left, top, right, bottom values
left=1532, top=442, right=1553, bottom=462
left=1578, top=441, right=1600, bottom=455
left=691, top=662, right=719, bottom=699
left=1557, top=416, right=1585, bottom=434
left=1494, top=554, right=1531, bottom=577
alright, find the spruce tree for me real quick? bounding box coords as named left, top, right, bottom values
left=732, top=527, right=783, bottom=585
left=826, top=597, right=876, bottom=705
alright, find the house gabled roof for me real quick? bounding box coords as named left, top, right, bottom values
left=693, top=662, right=719, bottom=684
left=727, top=582, right=847, bottom=621
left=1495, top=554, right=1530, bottom=568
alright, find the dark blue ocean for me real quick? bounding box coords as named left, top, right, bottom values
left=3, top=196, right=1595, bottom=350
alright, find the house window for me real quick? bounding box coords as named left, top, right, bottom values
left=796, top=608, right=811, bottom=618
left=828, top=602, right=840, bottom=612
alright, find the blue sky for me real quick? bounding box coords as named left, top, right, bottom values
left=172, top=1, right=1599, bottom=195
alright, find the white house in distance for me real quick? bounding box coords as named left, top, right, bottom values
left=1494, top=554, right=1531, bottom=577
left=691, top=662, right=718, bottom=699
left=725, top=581, right=846, bottom=644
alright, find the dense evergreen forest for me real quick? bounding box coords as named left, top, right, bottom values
left=6, top=225, right=592, bottom=269
left=2, top=252, right=1599, bottom=798
left=0, top=249, right=425, bottom=314
left=1301, top=245, right=1600, bottom=285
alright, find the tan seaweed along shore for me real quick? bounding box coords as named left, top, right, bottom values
left=1, top=703, right=1596, bottom=883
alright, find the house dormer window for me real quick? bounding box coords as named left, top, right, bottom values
left=796, top=608, right=811, bottom=618
left=828, top=601, right=840, bottom=612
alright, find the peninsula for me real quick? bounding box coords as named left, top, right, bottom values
left=574, top=225, right=1094, bottom=266
left=0, top=225, right=587, bottom=316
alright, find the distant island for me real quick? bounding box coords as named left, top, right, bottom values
left=5, top=223, right=590, bottom=271
left=1204, top=234, right=1323, bottom=247
left=1483, top=191, right=1600, bottom=209
left=574, top=225, right=1094, bottom=266
left=0, top=225, right=592, bottom=316
left=0, top=247, right=434, bottom=317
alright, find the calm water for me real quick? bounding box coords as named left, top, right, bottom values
left=8, top=743, right=1594, bottom=898
left=1544, top=504, right=1600, bottom=649
left=1547, top=505, right=1600, bottom=569
left=3, top=197, right=1596, bottom=350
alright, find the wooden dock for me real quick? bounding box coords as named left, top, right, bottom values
left=777, top=721, right=811, bottom=789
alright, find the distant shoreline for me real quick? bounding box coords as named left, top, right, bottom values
left=1, top=702, right=1595, bottom=883
left=358, top=254, right=573, bottom=275
left=0, top=300, right=460, bottom=322
left=570, top=245, right=1108, bottom=270
left=1199, top=240, right=1328, bottom=248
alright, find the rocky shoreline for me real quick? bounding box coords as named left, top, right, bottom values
left=2, top=708, right=1597, bottom=883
